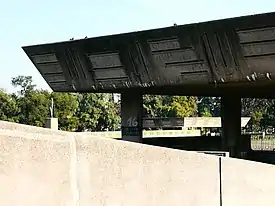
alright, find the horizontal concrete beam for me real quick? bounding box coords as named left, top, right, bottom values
left=23, top=12, right=275, bottom=96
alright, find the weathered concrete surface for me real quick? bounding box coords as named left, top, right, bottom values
left=0, top=130, right=74, bottom=206
left=0, top=120, right=68, bottom=136
left=0, top=121, right=221, bottom=206
left=0, top=121, right=275, bottom=206
left=75, top=135, right=220, bottom=206
left=222, top=157, right=275, bottom=206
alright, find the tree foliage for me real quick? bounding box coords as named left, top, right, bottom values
left=75, top=93, right=120, bottom=132
left=197, top=97, right=221, bottom=117
left=11, top=75, right=36, bottom=96
left=0, top=75, right=121, bottom=132
left=0, top=89, right=18, bottom=122
left=16, top=90, right=50, bottom=127
left=143, top=95, right=197, bottom=118
left=242, top=98, right=274, bottom=131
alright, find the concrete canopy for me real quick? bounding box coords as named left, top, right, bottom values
left=23, top=12, right=275, bottom=97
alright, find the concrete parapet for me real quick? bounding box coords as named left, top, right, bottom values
left=221, top=157, right=275, bottom=206
left=0, top=130, right=74, bottom=206
left=0, top=121, right=274, bottom=206
left=0, top=120, right=67, bottom=136
left=75, top=135, right=220, bottom=206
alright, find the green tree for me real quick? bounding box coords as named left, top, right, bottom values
left=197, top=97, right=221, bottom=117
left=10, top=75, right=50, bottom=127
left=51, top=92, right=79, bottom=131
left=16, top=90, right=51, bottom=127
left=143, top=95, right=165, bottom=117
left=0, top=89, right=19, bottom=122
left=242, top=98, right=274, bottom=131
left=261, top=100, right=275, bottom=130
left=143, top=95, right=197, bottom=118
left=11, top=75, right=36, bottom=96
left=75, top=93, right=120, bottom=131
left=200, top=107, right=212, bottom=117
left=7, top=75, right=121, bottom=131
left=170, top=96, right=197, bottom=118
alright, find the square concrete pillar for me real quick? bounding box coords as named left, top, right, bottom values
left=221, top=95, right=241, bottom=158
left=45, top=118, right=59, bottom=130
left=121, top=92, right=143, bottom=143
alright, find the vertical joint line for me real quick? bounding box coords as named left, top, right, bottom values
left=200, top=30, right=217, bottom=85
left=76, top=52, right=87, bottom=79
left=136, top=42, right=150, bottom=78
left=70, top=136, right=80, bottom=206
left=204, top=32, right=217, bottom=67
left=225, top=33, right=238, bottom=67
left=219, top=157, right=223, bottom=206
left=128, top=50, right=142, bottom=82
left=215, top=33, right=227, bottom=68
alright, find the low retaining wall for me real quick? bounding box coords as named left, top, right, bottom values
left=0, top=121, right=274, bottom=206
left=221, top=157, right=275, bottom=206
left=85, top=129, right=201, bottom=139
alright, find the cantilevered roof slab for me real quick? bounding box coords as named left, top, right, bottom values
left=23, top=12, right=275, bottom=94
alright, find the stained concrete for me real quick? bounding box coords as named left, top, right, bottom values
left=221, top=157, right=275, bottom=206
left=0, top=120, right=274, bottom=206
left=0, top=120, right=68, bottom=136
left=0, top=130, right=74, bottom=206
left=75, top=135, right=220, bottom=206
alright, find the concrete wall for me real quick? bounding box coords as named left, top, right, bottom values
left=75, top=135, right=220, bottom=206
left=221, top=158, right=275, bottom=206
left=0, top=120, right=68, bottom=136
left=0, top=121, right=274, bottom=206
left=0, top=130, right=74, bottom=206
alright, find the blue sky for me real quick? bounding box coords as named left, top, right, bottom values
left=1, top=0, right=275, bottom=93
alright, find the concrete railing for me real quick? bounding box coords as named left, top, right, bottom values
left=0, top=120, right=274, bottom=206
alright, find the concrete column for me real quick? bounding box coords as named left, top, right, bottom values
left=121, top=92, right=143, bottom=143
left=45, top=118, right=59, bottom=130
left=221, top=95, right=241, bottom=158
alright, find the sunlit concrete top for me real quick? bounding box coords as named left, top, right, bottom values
left=23, top=12, right=275, bottom=96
